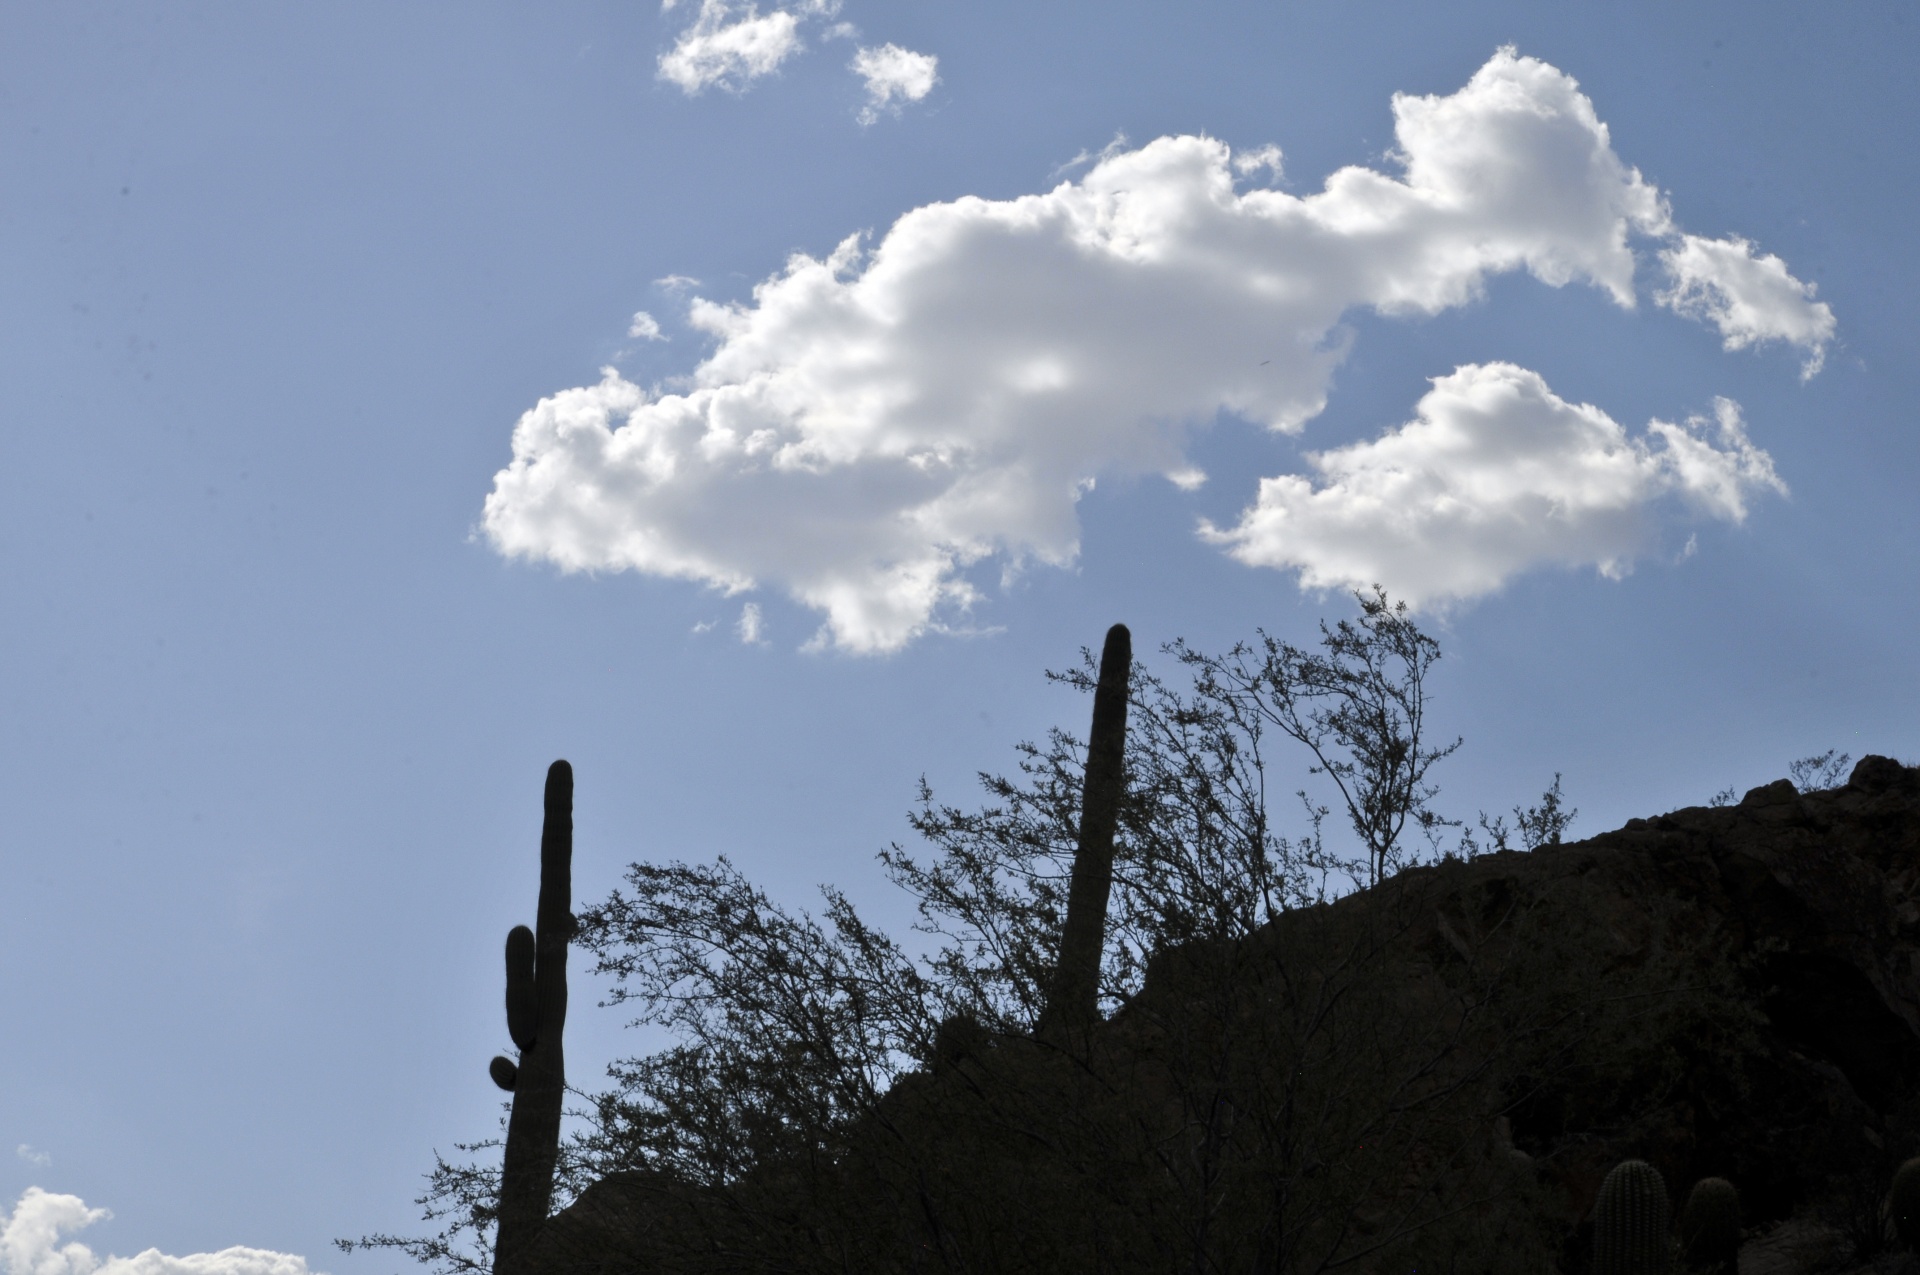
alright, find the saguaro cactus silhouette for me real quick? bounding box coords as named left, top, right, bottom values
left=1039, top=623, right=1131, bottom=1038
left=488, top=760, right=573, bottom=1272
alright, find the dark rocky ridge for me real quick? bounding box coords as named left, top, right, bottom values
left=1389, top=753, right=1920, bottom=1273
left=527, top=755, right=1920, bottom=1274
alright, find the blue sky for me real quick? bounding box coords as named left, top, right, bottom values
left=2, top=2, right=1915, bottom=1268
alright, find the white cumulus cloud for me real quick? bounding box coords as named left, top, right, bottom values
left=0, top=1189, right=315, bottom=1275
left=851, top=44, right=938, bottom=124
left=658, top=0, right=804, bottom=94
left=1658, top=233, right=1836, bottom=377
left=487, top=47, right=1828, bottom=652
left=1202, top=363, right=1784, bottom=604
left=628, top=311, right=666, bottom=341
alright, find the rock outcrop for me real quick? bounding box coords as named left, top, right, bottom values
left=1380, top=753, right=1920, bottom=1273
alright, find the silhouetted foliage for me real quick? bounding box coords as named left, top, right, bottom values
left=1705, top=749, right=1853, bottom=811
left=1790, top=749, right=1853, bottom=792
left=1169, top=587, right=1461, bottom=888
left=353, top=594, right=1750, bottom=1274
left=883, top=612, right=1364, bottom=1033
left=336, top=1144, right=504, bottom=1275
left=1461, top=774, right=1578, bottom=857
left=572, top=857, right=935, bottom=1185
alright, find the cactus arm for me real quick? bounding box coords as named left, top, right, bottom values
left=504, top=926, right=537, bottom=1051
left=1040, top=624, right=1131, bottom=1037
left=493, top=760, right=573, bottom=1273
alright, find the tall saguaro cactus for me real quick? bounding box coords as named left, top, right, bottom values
left=488, top=760, right=573, bottom=1273
left=1040, top=623, right=1131, bottom=1038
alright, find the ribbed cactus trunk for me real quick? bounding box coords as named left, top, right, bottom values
left=1039, top=623, right=1131, bottom=1039
left=1592, top=1159, right=1671, bottom=1275
left=491, top=760, right=573, bottom=1273
left=1678, top=1176, right=1741, bottom=1272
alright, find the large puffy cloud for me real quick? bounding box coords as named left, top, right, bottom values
left=0, top=1189, right=314, bottom=1275
left=1203, top=363, right=1784, bottom=604
left=486, top=47, right=1829, bottom=651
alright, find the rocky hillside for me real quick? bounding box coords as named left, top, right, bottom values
left=1389, top=754, right=1920, bottom=1273
left=527, top=755, right=1920, bottom=1275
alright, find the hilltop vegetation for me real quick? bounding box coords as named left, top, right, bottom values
left=345, top=596, right=1920, bottom=1274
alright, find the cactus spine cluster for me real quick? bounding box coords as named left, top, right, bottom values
left=490, top=760, right=574, bottom=1273
left=1593, top=1159, right=1672, bottom=1275
left=1887, top=1156, right=1920, bottom=1249
left=1038, top=623, right=1131, bottom=1039
left=1677, top=1176, right=1740, bottom=1272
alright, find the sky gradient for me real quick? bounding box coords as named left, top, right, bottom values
left=2, top=3, right=1916, bottom=1269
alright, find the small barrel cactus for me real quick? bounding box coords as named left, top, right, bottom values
left=1886, top=1156, right=1920, bottom=1249
left=1593, top=1158, right=1672, bottom=1275
left=1678, top=1176, right=1741, bottom=1271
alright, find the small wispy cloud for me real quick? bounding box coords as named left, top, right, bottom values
left=628, top=311, right=666, bottom=341
left=1231, top=144, right=1284, bottom=181
left=654, top=274, right=701, bottom=293
left=656, top=0, right=854, bottom=95
left=1657, top=233, right=1836, bottom=378
left=14, top=1145, right=48, bottom=1168
left=1049, top=132, right=1129, bottom=182
left=658, top=0, right=806, bottom=94
left=851, top=44, right=938, bottom=124
left=0, top=1188, right=317, bottom=1275
left=736, top=602, right=767, bottom=645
